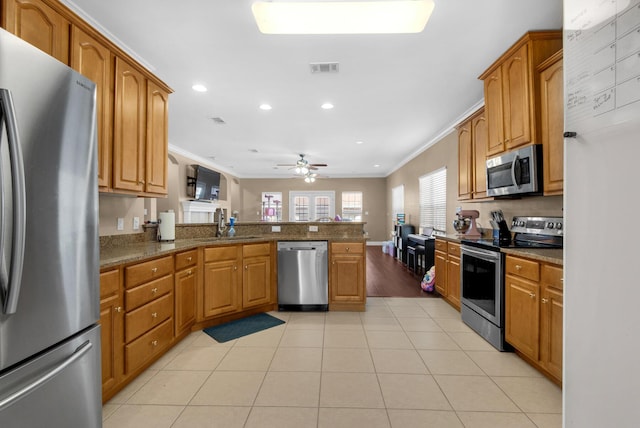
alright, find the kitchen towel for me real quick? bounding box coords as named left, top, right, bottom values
left=203, top=313, right=285, bottom=343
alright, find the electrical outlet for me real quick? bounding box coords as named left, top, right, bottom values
left=133, top=217, right=140, bottom=230
left=309, top=225, right=318, bottom=232
left=117, top=218, right=124, bottom=231
left=271, top=225, right=281, bottom=232
left=144, top=208, right=148, bottom=216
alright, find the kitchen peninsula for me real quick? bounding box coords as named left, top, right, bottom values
left=98, top=221, right=367, bottom=402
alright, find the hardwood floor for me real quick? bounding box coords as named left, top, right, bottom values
left=366, top=245, right=437, bottom=298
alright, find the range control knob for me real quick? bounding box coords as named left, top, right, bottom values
left=519, top=220, right=525, bottom=227
left=546, top=222, right=555, bottom=229
left=555, top=222, right=563, bottom=230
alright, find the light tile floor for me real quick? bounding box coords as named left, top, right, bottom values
left=102, top=297, right=562, bottom=428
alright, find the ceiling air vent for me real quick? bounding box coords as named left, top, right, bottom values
left=209, top=116, right=226, bottom=125
left=310, top=62, right=339, bottom=74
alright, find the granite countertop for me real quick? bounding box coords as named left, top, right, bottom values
left=100, top=235, right=367, bottom=269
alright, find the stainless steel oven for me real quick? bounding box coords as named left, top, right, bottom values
left=486, top=144, right=542, bottom=197
left=460, top=244, right=508, bottom=351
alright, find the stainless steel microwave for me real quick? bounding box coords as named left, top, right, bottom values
left=486, top=144, right=542, bottom=197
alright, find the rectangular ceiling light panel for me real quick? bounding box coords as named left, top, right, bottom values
left=252, top=1, right=435, bottom=34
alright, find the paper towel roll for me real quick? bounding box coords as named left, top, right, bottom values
left=158, top=211, right=175, bottom=241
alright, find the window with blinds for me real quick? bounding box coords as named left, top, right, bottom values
left=392, top=185, right=404, bottom=219
left=341, top=191, right=363, bottom=221
left=289, top=191, right=335, bottom=221
left=419, top=167, right=447, bottom=233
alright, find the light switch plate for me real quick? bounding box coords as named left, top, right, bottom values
left=272, top=225, right=281, bottom=232
left=117, top=218, right=124, bottom=231
left=309, top=225, right=318, bottom=232
left=133, top=217, right=140, bottom=230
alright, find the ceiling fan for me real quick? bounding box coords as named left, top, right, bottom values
left=277, top=154, right=328, bottom=174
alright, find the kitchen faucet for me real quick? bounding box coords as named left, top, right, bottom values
left=216, top=209, right=226, bottom=237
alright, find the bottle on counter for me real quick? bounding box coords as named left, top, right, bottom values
left=228, top=217, right=236, bottom=237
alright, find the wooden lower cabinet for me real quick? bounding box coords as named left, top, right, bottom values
left=175, top=249, right=198, bottom=337
left=505, top=255, right=563, bottom=384
left=434, top=239, right=461, bottom=310
left=99, top=268, right=123, bottom=401
left=242, top=243, right=273, bottom=309
left=202, top=246, right=241, bottom=318
left=329, top=242, right=366, bottom=311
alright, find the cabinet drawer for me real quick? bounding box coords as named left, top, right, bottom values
left=125, top=274, right=173, bottom=311
left=243, top=242, right=270, bottom=258
left=125, top=292, right=173, bottom=342
left=435, top=239, right=448, bottom=252
left=125, top=256, right=173, bottom=288
left=331, top=242, right=364, bottom=254
left=542, top=264, right=563, bottom=290
left=175, top=249, right=198, bottom=270
left=125, top=318, right=173, bottom=374
left=204, top=245, right=239, bottom=262
left=506, top=256, right=540, bottom=282
left=447, top=242, right=461, bottom=257
left=100, top=269, right=120, bottom=299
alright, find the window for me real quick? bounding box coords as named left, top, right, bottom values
left=392, top=185, right=404, bottom=221
left=289, top=191, right=335, bottom=221
left=419, top=167, right=447, bottom=233
left=341, top=191, right=362, bottom=221
left=261, top=192, right=282, bottom=221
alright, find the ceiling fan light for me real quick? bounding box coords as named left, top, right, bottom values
left=301, top=166, right=309, bottom=174
left=295, top=166, right=302, bottom=174
left=304, top=176, right=311, bottom=183
left=252, top=1, right=435, bottom=34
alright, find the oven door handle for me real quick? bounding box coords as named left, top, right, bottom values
left=511, top=154, right=520, bottom=188
left=461, top=245, right=501, bottom=262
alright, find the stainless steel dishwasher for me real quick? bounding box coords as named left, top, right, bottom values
left=277, top=241, right=328, bottom=311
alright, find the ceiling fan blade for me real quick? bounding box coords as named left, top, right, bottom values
left=276, top=163, right=296, bottom=167
left=309, top=163, right=328, bottom=167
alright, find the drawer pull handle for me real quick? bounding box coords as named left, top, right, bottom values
left=151, top=287, right=158, bottom=294
left=542, top=298, right=549, bottom=304
left=515, top=265, right=522, bottom=270
left=151, top=340, right=158, bottom=347
left=187, top=256, right=192, bottom=262
left=151, top=267, right=158, bottom=273
left=529, top=293, right=536, bottom=298
left=151, top=312, right=158, bottom=318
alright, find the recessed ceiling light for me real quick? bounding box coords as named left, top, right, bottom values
left=252, top=1, right=435, bottom=34
left=355, top=141, right=364, bottom=145
left=259, top=104, right=272, bottom=110
left=321, top=103, right=334, bottom=110
left=374, top=164, right=381, bottom=168
left=192, top=84, right=207, bottom=92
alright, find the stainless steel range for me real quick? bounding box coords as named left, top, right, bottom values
left=459, top=216, right=563, bottom=351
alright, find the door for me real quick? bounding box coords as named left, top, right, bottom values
left=175, top=267, right=197, bottom=335
left=505, top=275, right=539, bottom=360
left=243, top=256, right=271, bottom=309
left=145, top=81, right=169, bottom=194
left=0, top=29, right=99, bottom=370
left=0, top=325, right=101, bottom=428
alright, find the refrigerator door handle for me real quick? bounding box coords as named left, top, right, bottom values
left=0, top=89, right=26, bottom=315
left=0, top=340, right=93, bottom=411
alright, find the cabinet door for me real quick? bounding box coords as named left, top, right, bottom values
left=145, top=81, right=169, bottom=195
left=175, top=267, right=197, bottom=336
left=113, top=57, right=146, bottom=193
left=484, top=68, right=505, bottom=156
left=242, top=256, right=271, bottom=309
left=541, top=55, right=564, bottom=195
left=203, top=260, right=240, bottom=318
left=2, top=0, right=69, bottom=63
left=505, top=274, right=540, bottom=360
left=99, top=269, right=123, bottom=400
left=70, top=26, right=112, bottom=190
left=446, top=255, right=461, bottom=310
left=503, top=44, right=532, bottom=150
left=471, top=111, right=488, bottom=199
left=434, top=250, right=447, bottom=297
left=540, top=285, right=563, bottom=380
left=457, top=121, right=473, bottom=200
left=330, top=255, right=364, bottom=303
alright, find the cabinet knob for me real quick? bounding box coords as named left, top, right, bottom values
left=151, top=340, right=158, bottom=347
left=187, top=256, right=192, bottom=262
left=346, top=247, right=350, bottom=252
left=151, top=267, right=158, bottom=273
left=151, top=312, right=158, bottom=318
left=515, top=265, right=522, bottom=270
left=115, top=306, right=122, bottom=313
left=151, top=287, right=158, bottom=294
left=542, top=298, right=549, bottom=304
left=187, top=270, right=192, bottom=275
left=234, top=265, right=238, bottom=271
left=529, top=293, right=536, bottom=298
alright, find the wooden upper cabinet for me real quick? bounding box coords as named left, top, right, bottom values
left=539, top=50, right=564, bottom=195
left=113, top=57, right=146, bottom=193
left=457, top=122, right=473, bottom=200
left=471, top=111, right=488, bottom=199
left=145, top=81, right=169, bottom=195
left=70, top=26, right=113, bottom=190
left=480, top=31, right=562, bottom=156
left=2, top=0, right=69, bottom=63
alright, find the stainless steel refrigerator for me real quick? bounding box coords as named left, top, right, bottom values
left=0, top=28, right=101, bottom=427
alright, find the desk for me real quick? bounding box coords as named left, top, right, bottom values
left=407, top=234, right=435, bottom=274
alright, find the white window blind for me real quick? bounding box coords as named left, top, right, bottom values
left=289, top=191, right=335, bottom=221
left=419, top=167, right=447, bottom=233
left=341, top=191, right=362, bottom=221
left=391, top=185, right=404, bottom=218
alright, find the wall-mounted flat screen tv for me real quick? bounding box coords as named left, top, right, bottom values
left=188, top=165, right=220, bottom=201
